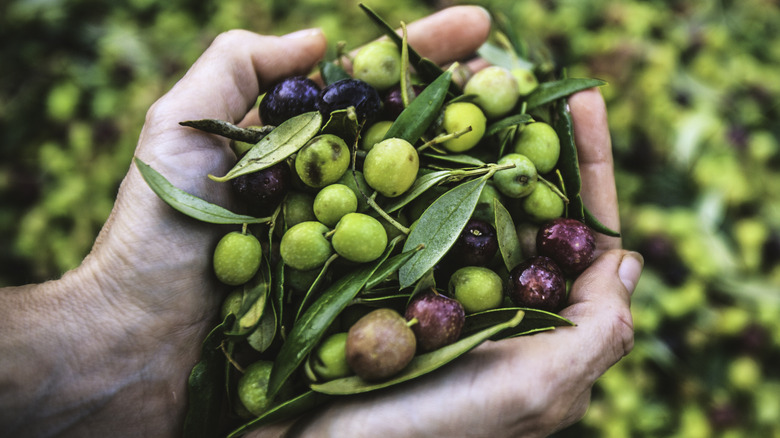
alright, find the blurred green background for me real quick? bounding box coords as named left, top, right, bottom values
left=1, top=0, right=778, bottom=436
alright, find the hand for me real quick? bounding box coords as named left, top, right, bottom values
left=0, top=6, right=494, bottom=438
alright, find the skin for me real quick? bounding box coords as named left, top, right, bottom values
left=0, top=6, right=643, bottom=438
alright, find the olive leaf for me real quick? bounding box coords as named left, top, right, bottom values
left=209, top=111, right=322, bottom=182
left=295, top=253, right=340, bottom=322
left=552, top=92, right=584, bottom=221
left=383, top=170, right=451, bottom=214
left=226, top=390, right=332, bottom=438
left=383, top=67, right=452, bottom=145
left=179, top=119, right=272, bottom=144
left=365, top=239, right=422, bottom=290
left=477, top=42, right=534, bottom=73
left=266, top=244, right=418, bottom=400
left=494, top=198, right=523, bottom=271
left=319, top=60, right=351, bottom=85
left=231, top=257, right=272, bottom=335
left=272, top=261, right=287, bottom=340
left=525, top=78, right=606, bottom=110
left=134, top=158, right=270, bottom=225
left=485, top=113, right=534, bottom=137
left=461, top=307, right=574, bottom=339
left=310, top=310, right=525, bottom=395
left=247, top=299, right=277, bottom=353
left=182, top=314, right=233, bottom=438
left=399, top=176, right=489, bottom=289
left=421, top=153, right=487, bottom=167
left=320, top=107, right=361, bottom=145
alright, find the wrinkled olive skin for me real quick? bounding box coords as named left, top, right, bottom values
left=259, top=76, right=321, bottom=126
left=404, top=290, right=465, bottom=352
left=536, top=218, right=596, bottom=275
left=346, top=308, right=416, bottom=381
left=506, top=256, right=567, bottom=312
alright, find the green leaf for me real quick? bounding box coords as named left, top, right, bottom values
left=183, top=314, right=233, bottom=438
left=179, top=119, right=271, bottom=144
left=266, top=244, right=408, bottom=399
left=230, top=258, right=271, bottom=335
left=134, top=158, right=269, bottom=225
left=383, top=68, right=452, bottom=145
left=320, top=107, right=360, bottom=145
left=421, top=153, right=487, bottom=167
left=525, top=78, right=606, bottom=110
left=383, top=170, right=451, bottom=214
left=310, top=310, right=525, bottom=395
left=494, top=198, right=523, bottom=271
left=584, top=206, right=621, bottom=237
left=462, top=307, right=574, bottom=339
left=476, top=41, right=533, bottom=72
left=209, top=111, right=322, bottom=182
left=365, top=240, right=423, bottom=290
left=226, top=390, right=331, bottom=438
left=246, top=299, right=277, bottom=353
left=399, top=176, right=488, bottom=288
left=319, top=61, right=351, bottom=85
left=553, top=95, right=584, bottom=221
left=485, top=113, right=534, bottom=137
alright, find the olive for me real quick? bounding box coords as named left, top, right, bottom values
left=331, top=213, right=388, bottom=263
left=463, top=66, right=520, bottom=119
left=513, top=122, right=561, bottom=174
left=360, top=120, right=393, bottom=152
left=346, top=308, right=416, bottom=381
left=383, top=84, right=425, bottom=119
left=448, top=219, right=499, bottom=268
left=317, top=78, right=382, bottom=123
left=440, top=102, right=487, bottom=153
left=313, top=183, right=358, bottom=227
left=521, top=182, right=564, bottom=223
left=295, top=134, right=350, bottom=189
left=506, top=256, right=567, bottom=312
left=536, top=218, right=596, bottom=275
left=404, top=290, right=465, bottom=352
left=493, top=153, right=538, bottom=198
left=310, top=332, right=352, bottom=381
left=279, top=221, right=332, bottom=271
left=448, top=266, right=504, bottom=314
left=213, top=231, right=262, bottom=286
left=352, top=40, right=402, bottom=91
left=363, top=137, right=419, bottom=198
left=259, top=76, right=321, bottom=126
left=237, top=360, right=274, bottom=416
left=231, top=162, right=291, bottom=215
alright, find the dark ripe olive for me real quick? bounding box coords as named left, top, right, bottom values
left=449, top=219, right=498, bottom=268
left=317, top=78, right=382, bottom=123
left=383, top=84, right=425, bottom=119
left=536, top=218, right=596, bottom=275
left=259, top=76, right=321, bottom=126
left=231, top=162, right=291, bottom=215
left=404, top=290, right=465, bottom=352
left=506, top=256, right=566, bottom=312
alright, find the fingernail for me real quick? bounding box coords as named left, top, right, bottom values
left=618, top=251, right=644, bottom=295
left=475, top=6, right=493, bottom=24
left=282, top=28, right=322, bottom=39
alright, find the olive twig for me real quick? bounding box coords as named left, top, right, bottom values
left=416, top=126, right=473, bottom=153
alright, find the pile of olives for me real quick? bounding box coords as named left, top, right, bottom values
left=137, top=7, right=613, bottom=434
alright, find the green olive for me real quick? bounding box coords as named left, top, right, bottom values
left=440, top=102, right=487, bottom=153
left=237, top=360, right=274, bottom=416
left=332, top=213, right=388, bottom=263
left=463, top=66, right=520, bottom=119
left=213, top=231, right=262, bottom=286
left=310, top=332, right=353, bottom=381
left=448, top=266, right=504, bottom=313
left=279, top=221, right=333, bottom=271
left=295, top=134, right=350, bottom=188
left=363, top=137, right=419, bottom=198
left=513, top=122, right=561, bottom=174
left=313, top=183, right=358, bottom=227
left=361, top=120, right=393, bottom=151
left=493, top=153, right=538, bottom=198
left=352, top=40, right=402, bottom=90
left=522, top=183, right=565, bottom=223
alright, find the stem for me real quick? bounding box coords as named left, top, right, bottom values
left=406, top=317, right=419, bottom=328
left=365, top=192, right=411, bottom=236
left=538, top=175, right=570, bottom=203
left=241, top=223, right=248, bottom=235
left=416, top=126, right=473, bottom=153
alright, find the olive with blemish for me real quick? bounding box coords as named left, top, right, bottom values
left=294, top=134, right=350, bottom=189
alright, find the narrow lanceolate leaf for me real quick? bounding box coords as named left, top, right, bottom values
left=183, top=314, right=234, bottom=438
left=209, top=111, right=322, bottom=182
left=266, top=244, right=409, bottom=400
left=399, top=176, right=488, bottom=288
left=134, top=158, right=269, bottom=224
left=226, top=390, right=331, bottom=438
left=383, top=170, right=451, bottom=213
left=485, top=113, right=534, bottom=137
left=553, top=95, right=584, bottom=221
left=365, top=240, right=423, bottom=290
left=494, top=198, right=523, bottom=271
left=310, top=310, right=525, bottom=395
left=383, top=68, right=452, bottom=145
left=421, top=153, right=486, bottom=167
left=179, top=119, right=271, bottom=144
left=525, top=78, right=606, bottom=110
left=234, top=259, right=271, bottom=335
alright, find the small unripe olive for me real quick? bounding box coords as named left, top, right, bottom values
left=279, top=221, right=333, bottom=271
left=283, top=191, right=316, bottom=229
left=337, top=170, right=371, bottom=212
left=463, top=66, right=520, bottom=119
left=441, top=102, right=486, bottom=153
left=360, top=120, right=393, bottom=151
left=295, top=134, right=350, bottom=188
left=332, top=213, right=388, bottom=263
left=513, top=122, right=561, bottom=174
left=448, top=266, right=504, bottom=313
left=237, top=360, right=274, bottom=416
left=363, top=137, right=419, bottom=198
left=310, top=332, right=352, bottom=381
left=522, top=183, right=564, bottom=223
left=510, top=67, right=539, bottom=96
left=313, top=184, right=358, bottom=227
left=352, top=40, right=402, bottom=91
left=213, top=231, right=262, bottom=286
left=493, top=153, right=538, bottom=198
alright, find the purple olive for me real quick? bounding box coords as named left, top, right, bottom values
left=231, top=162, right=291, bottom=214
left=259, top=76, right=321, bottom=126
left=383, top=84, right=425, bottom=119
left=405, top=290, right=465, bottom=352
left=536, top=218, right=596, bottom=275
left=317, top=78, right=382, bottom=123
left=449, top=219, right=499, bottom=268
left=506, top=256, right=567, bottom=312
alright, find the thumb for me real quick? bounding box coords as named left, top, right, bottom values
left=559, top=249, right=643, bottom=372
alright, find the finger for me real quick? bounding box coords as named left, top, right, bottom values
left=147, top=28, right=327, bottom=130
left=559, top=249, right=642, bottom=374
left=403, top=6, right=491, bottom=65
left=569, top=88, right=621, bottom=251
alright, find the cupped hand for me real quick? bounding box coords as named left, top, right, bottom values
left=57, top=6, right=492, bottom=438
